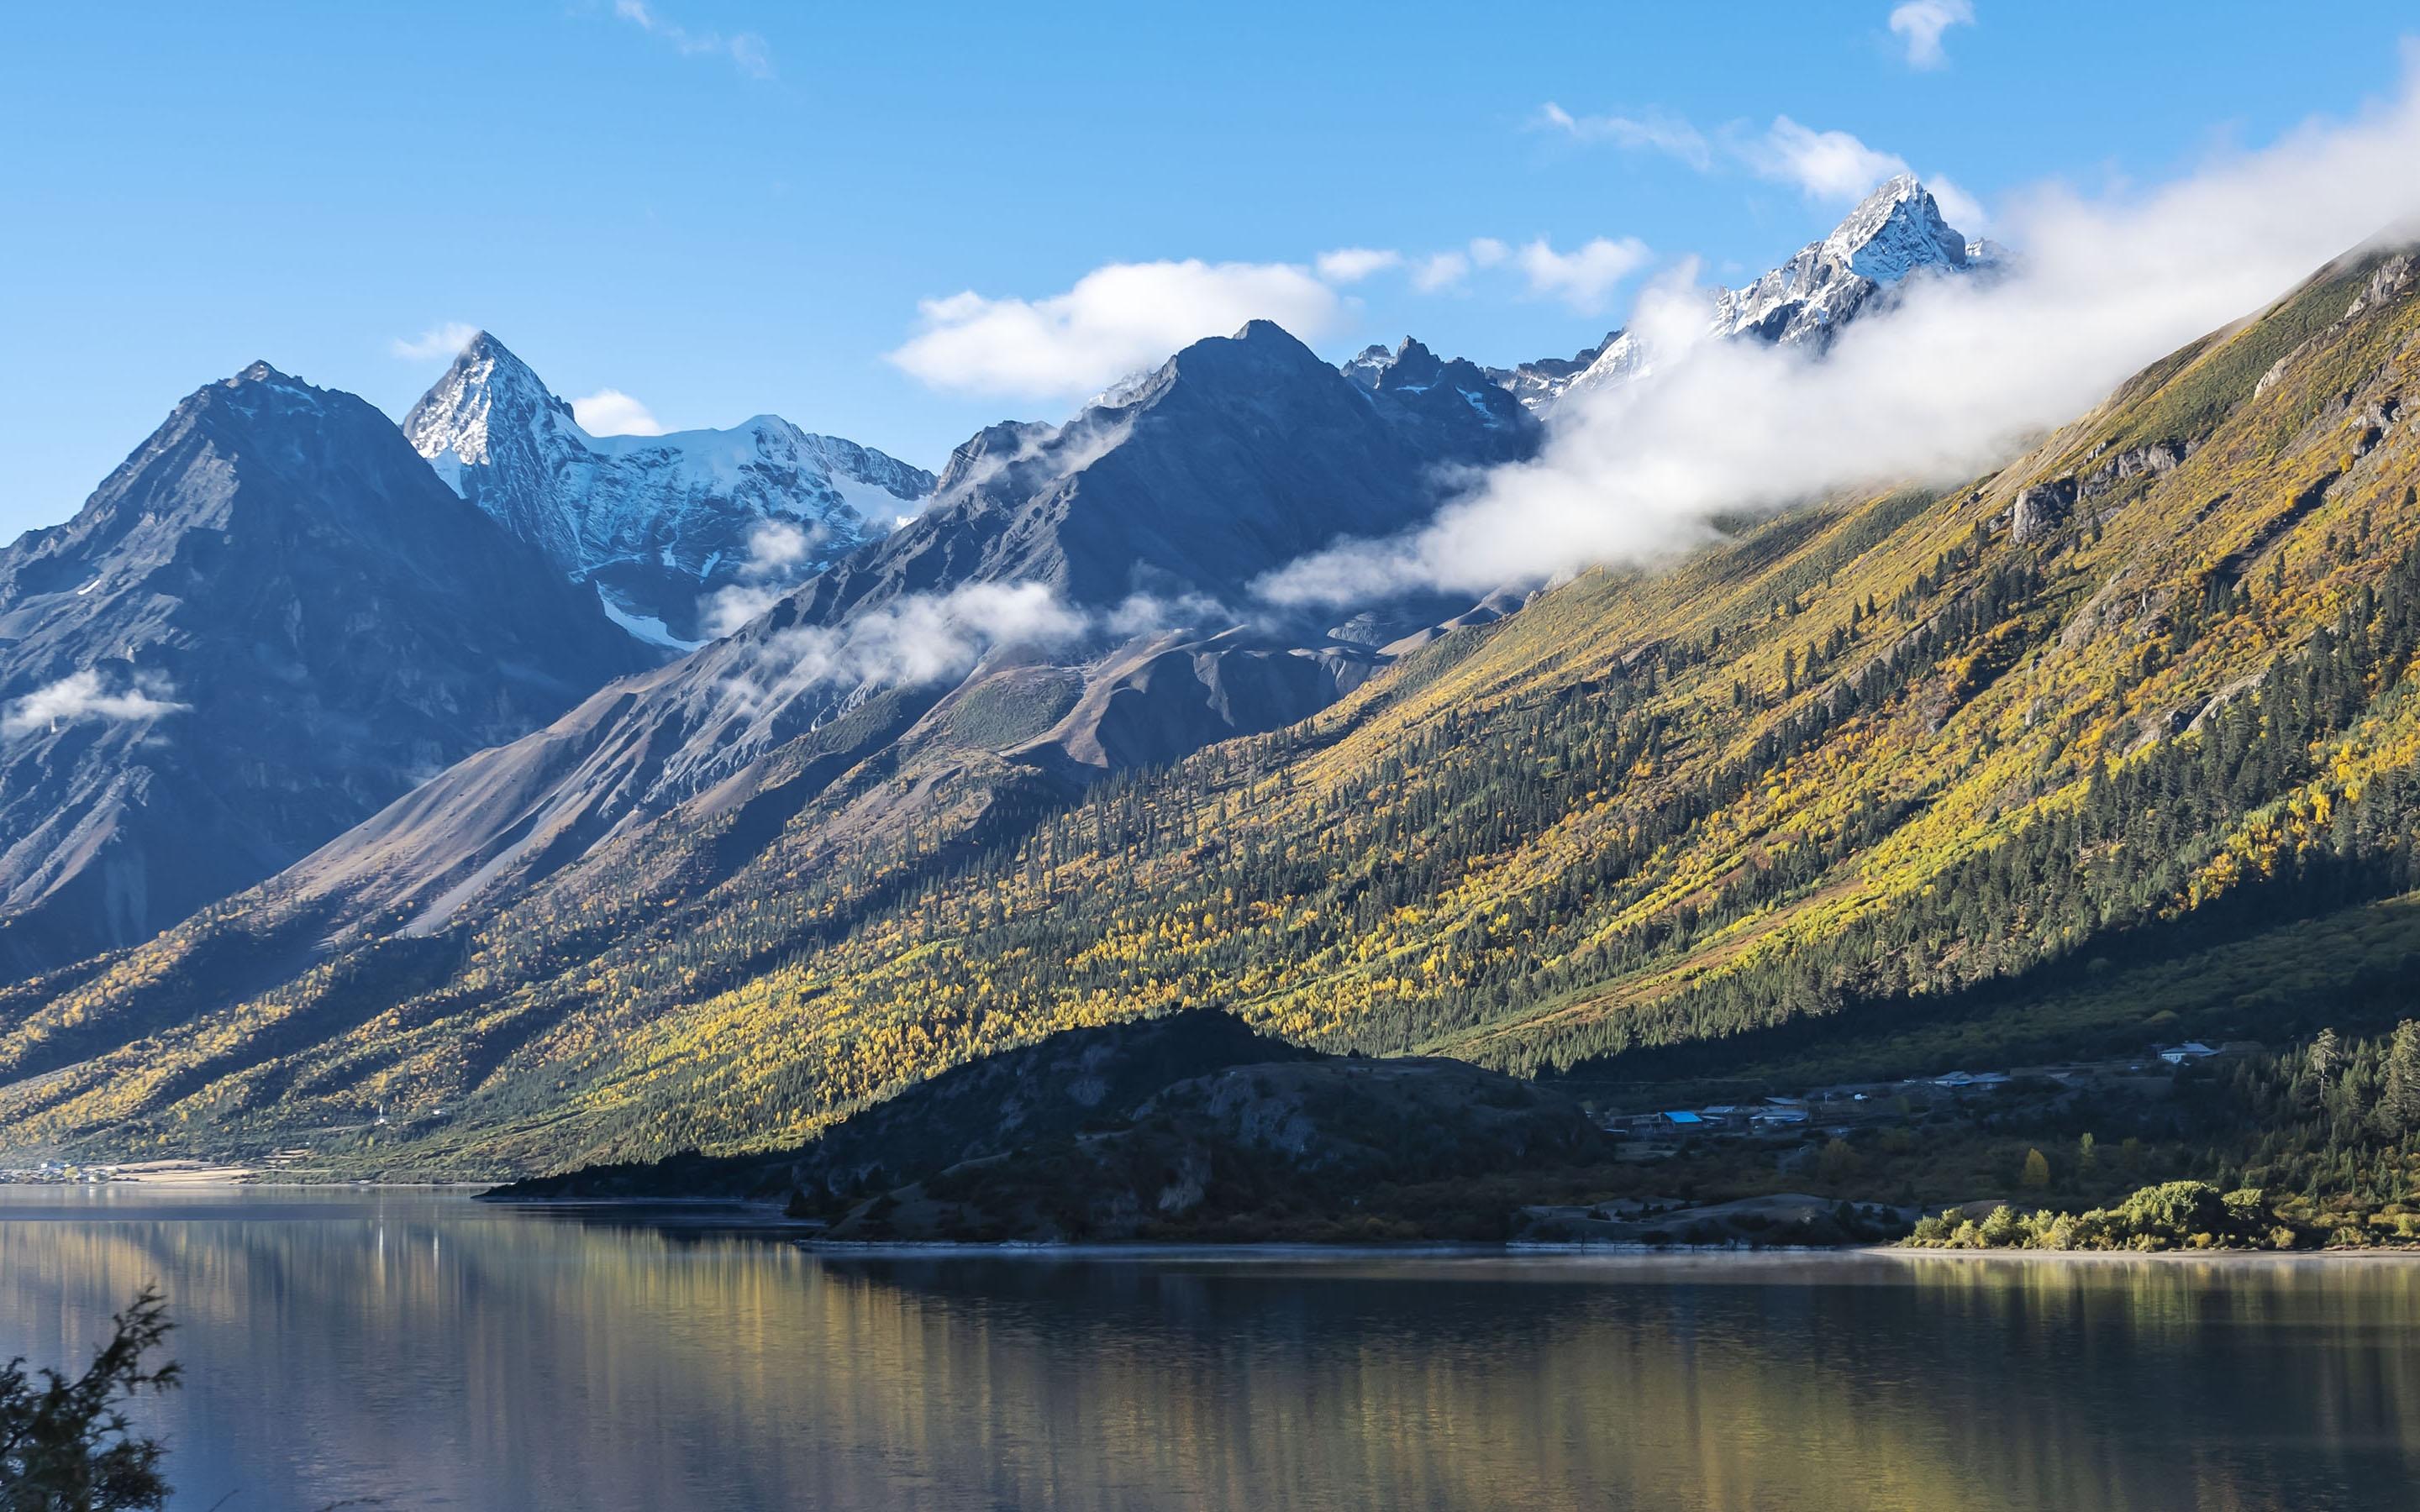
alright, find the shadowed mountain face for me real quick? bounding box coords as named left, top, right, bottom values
left=0, top=363, right=650, bottom=975
left=492, top=1009, right=1606, bottom=1244
left=496, top=1009, right=1322, bottom=1203
left=791, top=321, right=1535, bottom=626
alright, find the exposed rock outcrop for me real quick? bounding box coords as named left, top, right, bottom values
left=2012, top=477, right=2079, bottom=543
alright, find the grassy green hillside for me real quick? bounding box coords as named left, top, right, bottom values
left=5, top=246, right=2420, bottom=1177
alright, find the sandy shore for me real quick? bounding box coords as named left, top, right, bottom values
left=95, top=1159, right=258, bottom=1184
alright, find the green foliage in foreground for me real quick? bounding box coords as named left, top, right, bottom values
left=1907, top=1021, right=2420, bottom=1252
left=0, top=1289, right=178, bottom=1511
left=1906, top=1182, right=2303, bottom=1252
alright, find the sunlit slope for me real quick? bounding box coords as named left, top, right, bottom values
left=4, top=246, right=2418, bottom=1174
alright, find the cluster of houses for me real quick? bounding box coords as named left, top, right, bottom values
left=1617, top=1099, right=1816, bottom=1138
left=0, top=1160, right=112, bottom=1184
left=1602, top=1042, right=2238, bottom=1145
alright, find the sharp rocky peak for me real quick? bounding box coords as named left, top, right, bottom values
left=1092, top=320, right=1338, bottom=414
left=1706, top=173, right=1982, bottom=350
left=228, top=359, right=296, bottom=386
left=1373, top=337, right=1444, bottom=389
left=402, top=331, right=574, bottom=470
left=1819, top=172, right=1970, bottom=284
left=185, top=360, right=359, bottom=435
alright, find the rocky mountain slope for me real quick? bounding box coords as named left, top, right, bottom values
left=8, top=242, right=2417, bottom=1182
left=0, top=363, right=649, bottom=978
left=404, top=332, right=935, bottom=647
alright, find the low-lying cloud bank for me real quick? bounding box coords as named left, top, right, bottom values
left=710, top=583, right=1234, bottom=722
left=3, top=670, right=187, bottom=738
left=1265, top=52, right=2420, bottom=606
left=702, top=518, right=832, bottom=638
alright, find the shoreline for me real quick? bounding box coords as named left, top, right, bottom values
left=6, top=1184, right=2417, bottom=1261
left=1881, top=1243, right=2420, bottom=1262
left=790, top=1238, right=2420, bottom=1262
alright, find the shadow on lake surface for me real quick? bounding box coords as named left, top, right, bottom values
left=0, top=1185, right=2414, bottom=1510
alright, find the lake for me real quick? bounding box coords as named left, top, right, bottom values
left=0, top=1187, right=2415, bottom=1509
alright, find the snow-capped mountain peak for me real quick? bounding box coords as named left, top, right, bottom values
left=1818, top=172, right=1969, bottom=284
left=1340, top=341, right=1403, bottom=391
left=401, top=333, right=935, bottom=648
left=402, top=331, right=567, bottom=480
left=1711, top=175, right=1979, bottom=349
left=1496, top=176, right=1990, bottom=412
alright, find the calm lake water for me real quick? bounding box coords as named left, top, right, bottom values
left=0, top=1188, right=2416, bottom=1510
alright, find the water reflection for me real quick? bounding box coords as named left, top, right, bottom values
left=0, top=1188, right=2414, bottom=1510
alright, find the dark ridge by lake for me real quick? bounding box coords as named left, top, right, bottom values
left=0, top=1187, right=2415, bottom=1510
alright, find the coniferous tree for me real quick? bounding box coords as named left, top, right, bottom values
left=0, top=1288, right=178, bottom=1511
left=2377, top=1021, right=2420, bottom=1138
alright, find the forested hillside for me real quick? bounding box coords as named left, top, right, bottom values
left=4, top=244, right=2419, bottom=1177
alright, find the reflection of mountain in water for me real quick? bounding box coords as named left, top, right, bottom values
left=0, top=1193, right=2414, bottom=1511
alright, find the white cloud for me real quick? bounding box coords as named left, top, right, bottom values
left=1927, top=176, right=1990, bottom=233
left=3, top=670, right=187, bottom=738
left=391, top=322, right=480, bottom=361
left=704, top=585, right=784, bottom=638
left=1889, top=0, right=1975, bottom=69
left=1542, top=102, right=1986, bottom=224
left=1741, top=118, right=1989, bottom=226
left=1260, top=55, right=2420, bottom=606
left=1535, top=102, right=1713, bottom=170
left=571, top=388, right=667, bottom=436
left=718, top=582, right=1092, bottom=716
left=1514, top=236, right=1654, bottom=314
left=1315, top=247, right=1403, bottom=283
left=1749, top=116, right=1915, bottom=201
left=887, top=259, right=1345, bottom=399
left=740, top=518, right=818, bottom=573
left=701, top=519, right=832, bottom=636
left=1410, top=250, right=1470, bottom=292
left=705, top=573, right=1238, bottom=698
left=613, top=0, right=773, bottom=78
left=1102, top=591, right=1233, bottom=638
left=1398, top=238, right=1523, bottom=294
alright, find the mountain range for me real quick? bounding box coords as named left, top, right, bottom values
left=132, top=318, right=1540, bottom=962
left=5, top=185, right=2412, bottom=1184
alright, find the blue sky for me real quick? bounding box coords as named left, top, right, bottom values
left=2, top=2, right=2411, bottom=539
